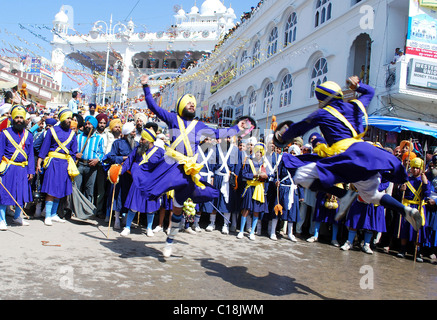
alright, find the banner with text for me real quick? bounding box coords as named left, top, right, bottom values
left=407, top=0, right=437, bottom=60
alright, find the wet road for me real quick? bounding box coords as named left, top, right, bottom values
left=1, top=215, right=436, bottom=301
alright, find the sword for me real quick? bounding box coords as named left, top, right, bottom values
left=208, top=201, right=231, bottom=225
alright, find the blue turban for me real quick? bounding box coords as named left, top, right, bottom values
left=45, top=118, right=58, bottom=126
left=85, top=115, right=98, bottom=128
left=309, top=132, right=327, bottom=148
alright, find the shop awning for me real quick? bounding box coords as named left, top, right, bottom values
left=366, top=116, right=437, bottom=139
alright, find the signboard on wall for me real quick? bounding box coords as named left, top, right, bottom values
left=407, top=58, right=437, bottom=88
left=406, top=0, right=437, bottom=60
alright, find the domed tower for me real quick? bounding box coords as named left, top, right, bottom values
left=200, top=0, right=227, bottom=17
left=174, top=6, right=187, bottom=24
left=187, top=2, right=200, bottom=22
left=53, top=7, right=69, bottom=35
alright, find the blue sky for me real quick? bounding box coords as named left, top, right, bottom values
left=1, top=0, right=256, bottom=92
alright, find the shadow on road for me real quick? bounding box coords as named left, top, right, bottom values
left=197, top=258, right=336, bottom=300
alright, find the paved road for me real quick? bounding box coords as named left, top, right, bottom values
left=1, top=214, right=436, bottom=301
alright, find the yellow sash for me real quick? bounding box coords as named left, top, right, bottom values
left=167, top=189, right=174, bottom=199
left=402, top=181, right=426, bottom=227
left=314, top=100, right=368, bottom=158
left=43, top=128, right=79, bottom=179
left=0, top=130, right=28, bottom=174
left=139, top=146, right=159, bottom=166
left=243, top=159, right=265, bottom=203
left=165, top=116, right=205, bottom=189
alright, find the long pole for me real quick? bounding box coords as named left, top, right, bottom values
left=398, top=138, right=413, bottom=238
left=0, top=181, right=29, bottom=219
left=414, top=141, right=428, bottom=265
left=107, top=182, right=117, bottom=238
left=102, top=14, right=113, bottom=106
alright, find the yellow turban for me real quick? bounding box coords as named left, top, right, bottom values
left=253, top=143, right=266, bottom=156
left=315, top=81, right=344, bottom=102
left=176, top=94, right=197, bottom=117
left=11, top=105, right=26, bottom=120
left=109, top=119, right=122, bottom=131
left=410, top=158, right=424, bottom=170
left=58, top=107, right=73, bottom=123
left=141, top=128, right=157, bottom=143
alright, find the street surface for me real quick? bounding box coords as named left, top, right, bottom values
left=1, top=214, right=436, bottom=301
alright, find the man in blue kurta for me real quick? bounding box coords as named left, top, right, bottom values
left=104, top=121, right=137, bottom=229
left=110, top=128, right=164, bottom=237
left=210, top=136, right=241, bottom=234
left=75, top=116, right=105, bottom=203
left=275, top=75, right=423, bottom=232
left=37, top=107, right=78, bottom=226
left=140, top=75, right=254, bottom=257
left=0, top=105, right=34, bottom=230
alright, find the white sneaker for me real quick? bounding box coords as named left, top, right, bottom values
left=163, top=244, right=172, bottom=258
left=114, top=219, right=121, bottom=230
left=249, top=233, right=256, bottom=241
left=185, top=227, right=196, bottom=235
left=222, top=225, right=229, bottom=235
left=206, top=223, right=215, bottom=232
left=146, top=228, right=154, bottom=237
left=331, top=240, right=340, bottom=247
left=0, top=220, right=7, bottom=231
left=194, top=225, right=202, bottom=233
left=153, top=226, right=163, bottom=233
left=44, top=217, right=52, bottom=226
left=341, top=240, right=352, bottom=251
left=121, top=227, right=131, bottom=237
left=236, top=232, right=244, bottom=239
left=51, top=215, right=66, bottom=223
left=165, top=228, right=171, bottom=235
left=288, top=234, right=297, bottom=242
left=362, top=244, right=373, bottom=254
left=12, top=217, right=29, bottom=226
left=270, top=234, right=277, bottom=241
left=306, top=236, right=318, bottom=243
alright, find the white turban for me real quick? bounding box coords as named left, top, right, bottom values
left=134, top=113, right=148, bottom=124
left=32, top=116, right=41, bottom=124
left=288, top=144, right=301, bottom=156
left=248, top=137, right=257, bottom=145
left=122, top=122, right=135, bottom=136
left=0, top=103, right=11, bottom=116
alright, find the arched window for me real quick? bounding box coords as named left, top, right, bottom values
left=280, top=74, right=293, bottom=108
left=240, top=50, right=248, bottom=75
left=252, top=40, right=261, bottom=68
left=315, top=0, right=332, bottom=28
left=310, top=58, right=328, bottom=98
left=263, top=83, right=274, bottom=114
left=249, top=91, right=257, bottom=116
left=268, top=27, right=278, bottom=57
left=285, top=13, right=297, bottom=47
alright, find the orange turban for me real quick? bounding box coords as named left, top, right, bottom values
left=402, top=151, right=416, bottom=162
left=400, top=140, right=413, bottom=152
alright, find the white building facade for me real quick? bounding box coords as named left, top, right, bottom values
left=50, top=0, right=237, bottom=104
left=160, top=0, right=437, bottom=145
